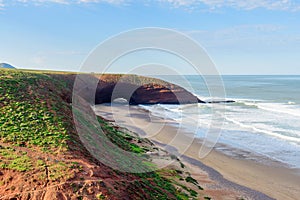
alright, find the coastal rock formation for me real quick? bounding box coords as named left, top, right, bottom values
left=51, top=73, right=233, bottom=105
left=94, top=74, right=205, bottom=105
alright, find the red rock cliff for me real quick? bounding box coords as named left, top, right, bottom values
left=94, top=74, right=204, bottom=104
left=49, top=73, right=204, bottom=105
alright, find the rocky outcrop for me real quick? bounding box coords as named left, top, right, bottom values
left=94, top=74, right=204, bottom=105
left=57, top=73, right=204, bottom=105
left=50, top=73, right=235, bottom=105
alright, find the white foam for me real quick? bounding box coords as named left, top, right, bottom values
left=223, top=115, right=300, bottom=143
left=138, top=98, right=300, bottom=168
left=243, top=101, right=300, bottom=117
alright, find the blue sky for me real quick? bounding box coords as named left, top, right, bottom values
left=0, top=0, right=300, bottom=74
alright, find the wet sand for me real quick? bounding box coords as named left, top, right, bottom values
left=94, top=104, right=300, bottom=200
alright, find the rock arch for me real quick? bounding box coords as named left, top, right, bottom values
left=94, top=74, right=204, bottom=105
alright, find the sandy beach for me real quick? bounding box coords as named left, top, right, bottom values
left=95, top=104, right=300, bottom=200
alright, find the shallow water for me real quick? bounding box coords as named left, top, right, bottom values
left=139, top=75, right=300, bottom=168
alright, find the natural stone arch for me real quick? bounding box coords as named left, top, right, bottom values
left=94, top=75, right=203, bottom=105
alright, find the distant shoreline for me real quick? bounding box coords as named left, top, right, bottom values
left=95, top=104, right=300, bottom=200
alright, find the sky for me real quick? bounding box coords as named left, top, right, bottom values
left=0, top=0, right=300, bottom=75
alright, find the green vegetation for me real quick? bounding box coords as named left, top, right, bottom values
left=185, top=176, right=198, bottom=185
left=0, top=146, right=32, bottom=172
left=0, top=69, right=78, bottom=185
left=96, top=192, right=107, bottom=199
left=96, top=74, right=169, bottom=87
left=0, top=69, right=205, bottom=199
left=48, top=161, right=75, bottom=181
left=97, top=118, right=145, bottom=154
left=0, top=69, right=70, bottom=150
left=97, top=117, right=198, bottom=199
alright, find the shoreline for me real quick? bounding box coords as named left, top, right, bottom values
left=95, top=104, right=300, bottom=200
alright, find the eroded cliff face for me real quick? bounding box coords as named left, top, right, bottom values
left=49, top=73, right=203, bottom=105
left=94, top=74, right=204, bottom=105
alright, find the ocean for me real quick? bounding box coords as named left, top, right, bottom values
left=139, top=75, right=300, bottom=168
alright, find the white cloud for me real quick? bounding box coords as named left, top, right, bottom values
left=78, top=0, right=127, bottom=3
left=0, top=0, right=4, bottom=9
left=17, top=0, right=126, bottom=4
left=185, top=24, right=300, bottom=50
left=1, top=0, right=300, bottom=11
left=17, top=0, right=69, bottom=4
left=1, top=0, right=127, bottom=7
left=187, top=24, right=284, bottom=41
left=160, top=0, right=300, bottom=11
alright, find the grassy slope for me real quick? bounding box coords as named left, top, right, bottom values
left=0, top=69, right=208, bottom=200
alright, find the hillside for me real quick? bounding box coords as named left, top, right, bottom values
left=0, top=69, right=208, bottom=200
